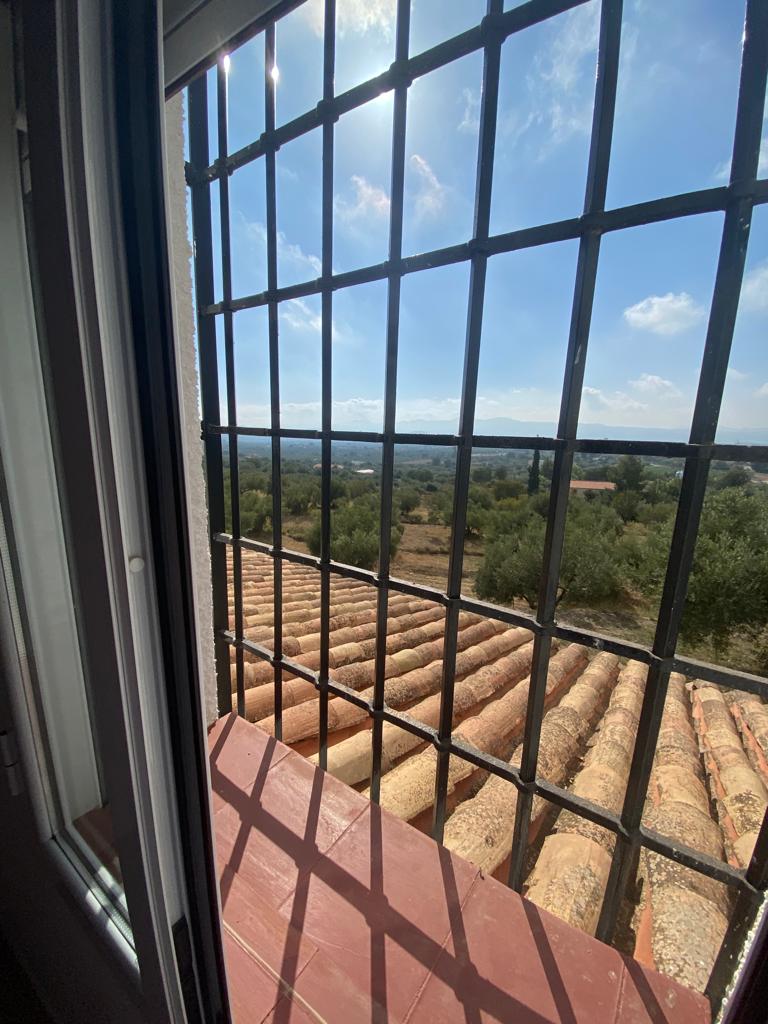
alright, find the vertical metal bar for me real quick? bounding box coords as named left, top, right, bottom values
left=596, top=0, right=768, bottom=944
left=265, top=24, right=283, bottom=738
left=431, top=0, right=504, bottom=842
left=704, top=9, right=768, bottom=1007
left=507, top=0, right=623, bottom=889
left=318, top=0, right=336, bottom=770
left=369, top=0, right=410, bottom=803
left=217, top=61, right=245, bottom=718
left=187, top=76, right=231, bottom=716
left=690, top=0, right=768, bottom=446
left=708, top=806, right=768, bottom=1017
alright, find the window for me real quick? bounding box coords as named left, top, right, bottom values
left=183, top=0, right=768, bottom=1010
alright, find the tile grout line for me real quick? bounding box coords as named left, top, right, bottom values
left=401, top=868, right=483, bottom=1024
left=274, top=793, right=370, bottom=919
left=223, top=919, right=328, bottom=1023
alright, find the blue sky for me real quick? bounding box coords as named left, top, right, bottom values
left=196, top=0, right=767, bottom=442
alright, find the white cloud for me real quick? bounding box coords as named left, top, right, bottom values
left=409, top=154, right=447, bottom=218
left=726, top=367, right=748, bottom=382
left=757, top=382, right=768, bottom=398
left=303, top=0, right=395, bottom=38
left=279, top=298, right=321, bottom=334
left=740, top=261, right=768, bottom=313
left=279, top=297, right=344, bottom=343
left=529, top=4, right=600, bottom=148
left=334, top=175, right=390, bottom=222
left=243, top=219, right=321, bottom=278
left=714, top=137, right=768, bottom=184
left=629, top=373, right=682, bottom=398
left=458, top=88, right=480, bottom=135
left=623, top=292, right=705, bottom=336
left=582, top=386, right=648, bottom=415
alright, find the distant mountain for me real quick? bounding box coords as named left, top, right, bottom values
left=231, top=419, right=768, bottom=450
left=396, top=417, right=768, bottom=446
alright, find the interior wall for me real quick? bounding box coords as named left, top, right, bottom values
left=164, top=92, right=219, bottom=726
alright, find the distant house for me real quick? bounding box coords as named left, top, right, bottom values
left=569, top=480, right=617, bottom=492
left=355, top=468, right=375, bottom=475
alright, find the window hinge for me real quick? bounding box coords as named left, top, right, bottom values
left=0, top=728, right=23, bottom=796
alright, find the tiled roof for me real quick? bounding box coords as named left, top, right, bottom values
left=226, top=550, right=768, bottom=998
left=569, top=480, right=617, bottom=490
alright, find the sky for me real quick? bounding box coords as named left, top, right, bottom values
left=194, top=0, right=768, bottom=444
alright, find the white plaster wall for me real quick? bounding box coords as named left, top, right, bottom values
left=164, top=93, right=218, bottom=726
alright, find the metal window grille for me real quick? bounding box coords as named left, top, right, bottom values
left=185, top=0, right=768, bottom=1008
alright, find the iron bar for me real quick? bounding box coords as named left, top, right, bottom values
left=596, top=0, right=768, bottom=947
left=316, top=0, right=336, bottom=770
left=204, top=422, right=768, bottom=465
left=507, top=0, right=623, bottom=893
left=196, top=183, right=768, bottom=320
left=187, top=76, right=231, bottom=716
left=265, top=22, right=283, bottom=739
left=216, top=60, right=245, bottom=717
left=187, top=0, right=768, bottom=1005
left=370, top=0, right=410, bottom=804
left=431, top=0, right=504, bottom=843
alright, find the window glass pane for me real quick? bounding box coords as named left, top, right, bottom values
left=0, top=248, right=129, bottom=923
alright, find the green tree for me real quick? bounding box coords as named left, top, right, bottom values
left=527, top=449, right=540, bottom=496
left=283, top=480, right=318, bottom=515
left=493, top=478, right=525, bottom=501
left=612, top=454, right=644, bottom=492
left=240, top=490, right=271, bottom=538
left=397, top=487, right=421, bottom=514
left=612, top=489, right=640, bottom=523
left=681, top=488, right=768, bottom=651
left=714, top=465, right=752, bottom=490
left=476, top=499, right=625, bottom=608
left=307, top=498, right=403, bottom=570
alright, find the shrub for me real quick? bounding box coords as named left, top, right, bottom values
left=307, top=497, right=403, bottom=570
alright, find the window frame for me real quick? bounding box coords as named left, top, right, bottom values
left=1, top=1, right=232, bottom=1021
left=184, top=0, right=768, bottom=1015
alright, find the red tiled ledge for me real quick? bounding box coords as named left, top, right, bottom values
left=209, top=713, right=711, bottom=1024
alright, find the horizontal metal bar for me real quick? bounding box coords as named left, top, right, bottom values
left=457, top=596, right=541, bottom=633
left=218, top=626, right=760, bottom=896
left=197, top=184, right=768, bottom=320
left=213, top=532, right=768, bottom=693
left=192, top=0, right=590, bottom=183
left=638, top=825, right=755, bottom=893
left=550, top=623, right=654, bottom=662
left=670, top=655, right=768, bottom=700
left=204, top=423, right=768, bottom=463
